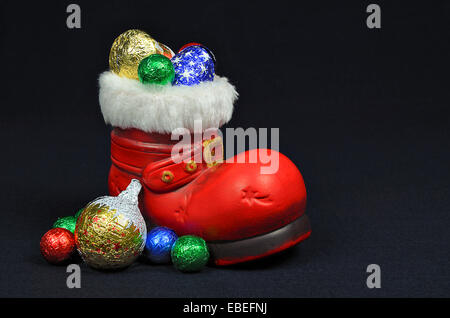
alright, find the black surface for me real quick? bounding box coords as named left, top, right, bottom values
left=1, top=0, right=449, bottom=297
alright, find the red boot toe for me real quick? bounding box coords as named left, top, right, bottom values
left=108, top=129, right=311, bottom=265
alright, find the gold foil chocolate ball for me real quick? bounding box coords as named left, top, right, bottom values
left=109, top=29, right=161, bottom=80
left=75, top=180, right=147, bottom=269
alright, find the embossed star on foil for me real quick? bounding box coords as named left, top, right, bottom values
left=172, top=46, right=215, bottom=86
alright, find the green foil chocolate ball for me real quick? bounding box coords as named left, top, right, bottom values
left=138, top=54, right=175, bottom=85
left=74, top=208, right=83, bottom=220
left=171, top=235, right=209, bottom=272
left=53, top=216, right=77, bottom=234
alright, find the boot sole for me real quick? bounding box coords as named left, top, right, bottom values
left=208, top=214, right=311, bottom=266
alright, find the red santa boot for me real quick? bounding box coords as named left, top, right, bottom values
left=99, top=64, right=310, bottom=266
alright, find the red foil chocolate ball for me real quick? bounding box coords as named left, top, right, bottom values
left=178, top=42, right=202, bottom=52
left=178, top=42, right=216, bottom=65
left=40, top=228, right=75, bottom=264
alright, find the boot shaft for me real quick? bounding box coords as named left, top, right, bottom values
left=111, top=128, right=178, bottom=170
left=111, top=127, right=222, bottom=188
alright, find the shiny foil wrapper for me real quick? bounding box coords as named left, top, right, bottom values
left=159, top=42, right=175, bottom=59
left=74, top=208, right=83, bottom=220
left=171, top=235, right=209, bottom=272
left=75, top=179, right=147, bottom=269
left=138, top=54, right=175, bottom=85
left=53, top=215, right=77, bottom=233
left=40, top=228, right=75, bottom=264
left=145, top=227, right=178, bottom=264
left=172, top=46, right=215, bottom=86
left=178, top=42, right=202, bottom=53
left=109, top=29, right=161, bottom=80
left=178, top=43, right=216, bottom=65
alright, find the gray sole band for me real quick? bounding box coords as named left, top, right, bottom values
left=208, top=214, right=311, bottom=263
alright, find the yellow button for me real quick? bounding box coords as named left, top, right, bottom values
left=161, top=171, right=174, bottom=183
left=185, top=161, right=197, bottom=173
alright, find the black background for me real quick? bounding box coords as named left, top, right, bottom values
left=1, top=0, right=449, bottom=297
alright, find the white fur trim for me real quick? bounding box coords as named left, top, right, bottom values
left=99, top=71, right=238, bottom=133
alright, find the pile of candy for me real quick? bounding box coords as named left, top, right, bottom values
left=108, top=29, right=216, bottom=87
left=40, top=30, right=216, bottom=273
left=40, top=180, right=209, bottom=273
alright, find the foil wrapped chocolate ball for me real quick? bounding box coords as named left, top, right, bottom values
left=109, top=29, right=161, bottom=80
left=145, top=226, right=178, bottom=264
left=172, top=46, right=215, bottom=86
left=75, top=179, right=147, bottom=270
left=171, top=235, right=209, bottom=272
left=178, top=43, right=216, bottom=65
left=74, top=208, right=83, bottom=220
left=40, top=228, right=75, bottom=264
left=178, top=42, right=202, bottom=53
left=138, top=54, right=175, bottom=85
left=53, top=215, right=77, bottom=233
left=159, top=42, right=175, bottom=59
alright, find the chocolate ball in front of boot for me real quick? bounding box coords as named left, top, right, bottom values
left=53, top=215, right=77, bottom=233
left=75, top=180, right=147, bottom=269
left=74, top=208, right=83, bottom=220
left=171, top=235, right=209, bottom=272
left=145, top=226, right=178, bottom=264
left=40, top=228, right=75, bottom=264
left=109, top=29, right=161, bottom=80
left=138, top=54, right=175, bottom=85
left=172, top=46, right=215, bottom=86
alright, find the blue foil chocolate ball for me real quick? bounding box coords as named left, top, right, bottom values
left=145, top=226, right=178, bottom=264
left=171, top=45, right=215, bottom=86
